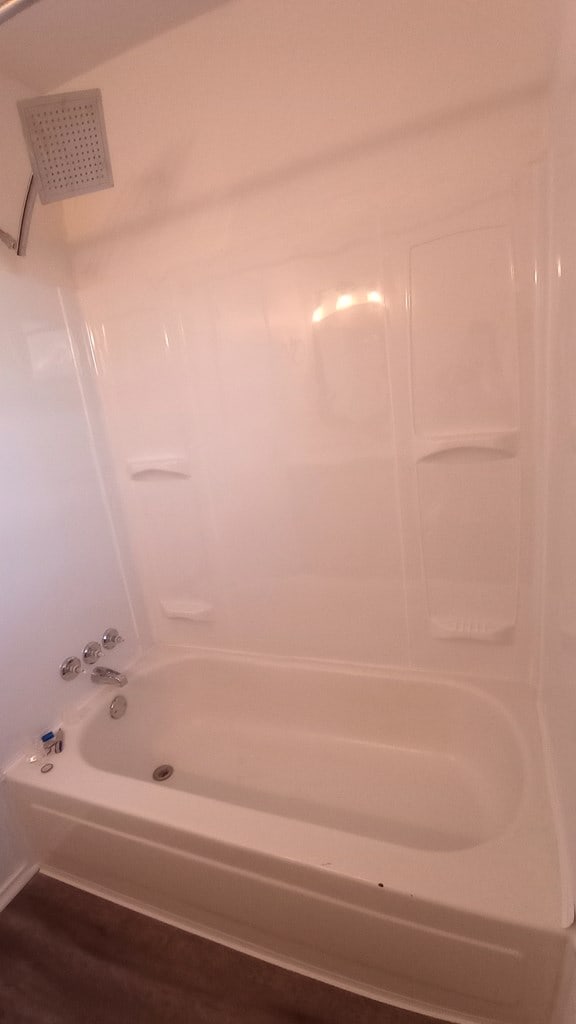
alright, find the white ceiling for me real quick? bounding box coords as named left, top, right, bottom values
left=0, top=0, right=232, bottom=92
left=0, top=0, right=557, bottom=111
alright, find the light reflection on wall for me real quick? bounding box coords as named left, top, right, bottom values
left=312, top=290, right=384, bottom=324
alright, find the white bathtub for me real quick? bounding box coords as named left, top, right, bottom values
left=4, top=648, right=573, bottom=1023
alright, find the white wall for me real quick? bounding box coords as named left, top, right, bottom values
left=60, top=0, right=551, bottom=681
left=0, top=71, right=142, bottom=894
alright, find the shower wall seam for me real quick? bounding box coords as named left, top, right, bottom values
left=58, top=291, right=148, bottom=650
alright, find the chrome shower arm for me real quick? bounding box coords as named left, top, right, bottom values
left=0, top=0, right=42, bottom=254
left=0, top=175, right=36, bottom=257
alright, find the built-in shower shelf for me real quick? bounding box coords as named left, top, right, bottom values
left=127, top=456, right=191, bottom=479
left=414, top=430, right=519, bottom=463
left=430, top=617, right=515, bottom=642
left=160, top=599, right=214, bottom=622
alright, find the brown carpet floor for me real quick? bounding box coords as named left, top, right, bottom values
left=0, top=874, right=444, bottom=1024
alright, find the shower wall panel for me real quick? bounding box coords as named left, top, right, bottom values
left=384, top=181, right=540, bottom=680
left=61, top=0, right=549, bottom=680
left=410, top=224, right=521, bottom=648
left=541, top=0, right=576, bottom=899
left=0, top=71, right=141, bottom=896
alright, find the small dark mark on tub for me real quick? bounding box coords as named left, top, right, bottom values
left=378, top=883, right=384, bottom=888
left=152, top=764, right=174, bottom=782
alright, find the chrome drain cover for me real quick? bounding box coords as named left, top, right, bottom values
left=109, top=695, right=127, bottom=719
left=152, top=764, right=174, bottom=782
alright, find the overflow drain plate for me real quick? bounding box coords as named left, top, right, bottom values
left=152, top=764, right=174, bottom=782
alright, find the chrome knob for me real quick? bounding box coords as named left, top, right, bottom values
left=102, top=627, right=123, bottom=650
left=82, top=641, right=102, bottom=665
left=60, top=656, right=82, bottom=681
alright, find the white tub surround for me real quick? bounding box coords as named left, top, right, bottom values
left=0, top=66, right=141, bottom=895
left=32, top=0, right=548, bottom=686
left=5, top=647, right=571, bottom=1024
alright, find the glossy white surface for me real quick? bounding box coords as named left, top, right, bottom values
left=58, top=0, right=550, bottom=679
left=0, top=69, right=140, bottom=890
left=5, top=647, right=570, bottom=1023
left=80, top=657, right=524, bottom=852
left=541, top=0, right=576, bottom=921
left=8, top=647, right=568, bottom=928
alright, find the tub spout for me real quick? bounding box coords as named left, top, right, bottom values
left=91, top=666, right=127, bottom=687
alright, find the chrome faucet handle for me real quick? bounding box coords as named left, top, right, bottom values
left=102, top=627, right=124, bottom=650
left=60, top=656, right=82, bottom=681
left=82, top=641, right=102, bottom=665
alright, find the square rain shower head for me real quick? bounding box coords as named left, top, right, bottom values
left=17, top=89, right=114, bottom=204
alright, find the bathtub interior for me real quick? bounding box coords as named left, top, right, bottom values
left=78, top=658, right=525, bottom=853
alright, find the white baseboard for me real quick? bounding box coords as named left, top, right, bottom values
left=0, top=861, right=38, bottom=913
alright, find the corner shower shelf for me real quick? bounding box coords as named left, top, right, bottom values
left=160, top=599, right=214, bottom=622
left=127, top=456, right=191, bottom=479
left=414, top=430, right=519, bottom=463
left=430, top=617, right=515, bottom=642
